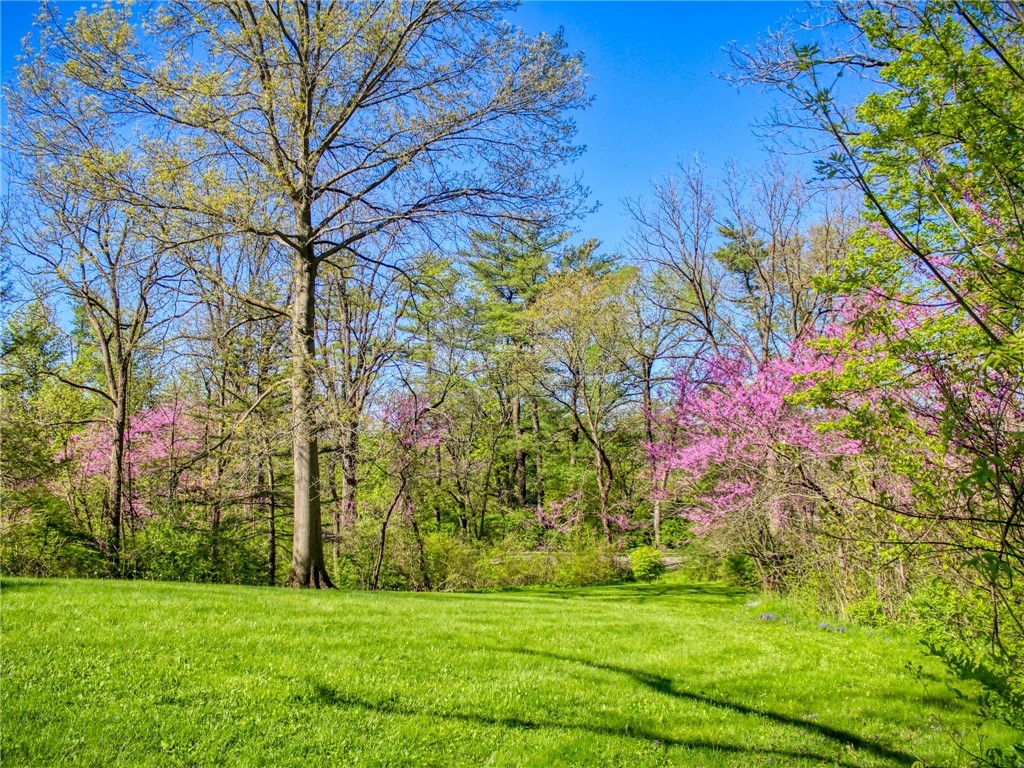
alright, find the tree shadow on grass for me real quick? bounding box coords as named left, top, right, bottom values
left=0, top=578, right=52, bottom=593
left=462, top=582, right=749, bottom=606
left=299, top=681, right=869, bottom=767
left=598, top=582, right=750, bottom=603
left=507, top=648, right=919, bottom=767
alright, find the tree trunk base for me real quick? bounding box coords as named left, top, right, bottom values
left=285, top=565, right=335, bottom=588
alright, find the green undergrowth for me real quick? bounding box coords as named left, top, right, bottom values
left=1, top=573, right=1014, bottom=767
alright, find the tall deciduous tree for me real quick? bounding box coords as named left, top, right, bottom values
left=3, top=158, right=179, bottom=569
left=527, top=259, right=634, bottom=541
left=9, top=1, right=589, bottom=586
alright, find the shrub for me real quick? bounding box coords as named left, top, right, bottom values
left=628, top=546, right=666, bottom=583
left=554, top=537, right=624, bottom=586
left=423, top=532, right=482, bottom=591
left=719, top=554, right=758, bottom=588
left=0, top=501, right=107, bottom=578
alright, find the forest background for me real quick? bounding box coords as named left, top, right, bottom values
left=1, top=2, right=1022, bottom=764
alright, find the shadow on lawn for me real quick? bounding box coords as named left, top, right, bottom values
left=601, top=582, right=749, bottom=603
left=508, top=648, right=919, bottom=767
left=301, top=682, right=869, bottom=767
left=465, top=582, right=748, bottom=605
left=0, top=578, right=52, bottom=593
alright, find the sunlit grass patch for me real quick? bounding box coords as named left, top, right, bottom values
left=1, top=575, right=1010, bottom=767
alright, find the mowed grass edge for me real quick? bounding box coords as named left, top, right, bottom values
left=1, top=576, right=1008, bottom=767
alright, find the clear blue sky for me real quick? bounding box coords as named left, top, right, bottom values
left=1, top=1, right=802, bottom=251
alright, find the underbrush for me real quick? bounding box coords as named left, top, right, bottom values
left=331, top=523, right=629, bottom=591
left=678, top=535, right=1024, bottom=768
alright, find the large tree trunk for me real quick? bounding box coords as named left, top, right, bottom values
left=286, top=254, right=333, bottom=588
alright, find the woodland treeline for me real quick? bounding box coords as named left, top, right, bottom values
left=3, top=152, right=854, bottom=591
left=1, top=2, right=1022, bottom=758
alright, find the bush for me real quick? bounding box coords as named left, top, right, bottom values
left=423, top=532, right=482, bottom=591
left=0, top=502, right=107, bottom=578
left=844, top=592, right=888, bottom=627
left=419, top=531, right=626, bottom=590
left=901, top=576, right=1024, bottom=767
left=554, top=536, right=624, bottom=586
left=629, top=546, right=666, bottom=583
left=719, top=554, right=759, bottom=588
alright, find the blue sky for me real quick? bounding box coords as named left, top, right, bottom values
left=513, top=2, right=805, bottom=248
left=1, top=1, right=803, bottom=251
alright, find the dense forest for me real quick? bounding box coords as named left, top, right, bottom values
left=1, top=1, right=1022, bottom=761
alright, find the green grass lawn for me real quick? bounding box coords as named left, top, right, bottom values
left=0, top=575, right=1007, bottom=767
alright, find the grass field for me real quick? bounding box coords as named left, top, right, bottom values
left=0, top=575, right=1008, bottom=767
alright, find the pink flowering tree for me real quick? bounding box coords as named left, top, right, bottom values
left=383, top=393, right=449, bottom=451
left=533, top=493, right=583, bottom=534
left=649, top=338, right=864, bottom=590
left=756, top=2, right=1024, bottom=744
left=801, top=223, right=1024, bottom=751
left=649, top=288, right=1005, bottom=597
left=369, top=392, right=450, bottom=589
left=58, top=401, right=204, bottom=546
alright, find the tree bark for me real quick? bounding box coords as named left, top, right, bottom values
left=653, top=496, right=662, bottom=548
left=340, top=418, right=359, bottom=526
left=108, top=387, right=128, bottom=574
left=512, top=397, right=526, bottom=507
left=267, top=453, right=277, bottom=586
left=286, top=254, right=333, bottom=588
left=211, top=371, right=227, bottom=576
left=371, top=478, right=406, bottom=590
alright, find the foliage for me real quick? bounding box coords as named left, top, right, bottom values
left=628, top=546, right=666, bottom=583
left=2, top=14, right=1022, bottom=765
left=725, top=1, right=1024, bottom=759
left=4, top=0, right=592, bottom=588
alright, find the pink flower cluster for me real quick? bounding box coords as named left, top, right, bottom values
left=58, top=401, right=204, bottom=517
left=534, top=493, right=582, bottom=532
left=649, top=343, right=858, bottom=532
left=382, top=394, right=448, bottom=449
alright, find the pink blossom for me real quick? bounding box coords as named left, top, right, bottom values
left=56, top=401, right=204, bottom=519
left=535, top=493, right=582, bottom=533
left=649, top=337, right=860, bottom=533
left=383, top=394, right=448, bottom=449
